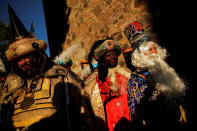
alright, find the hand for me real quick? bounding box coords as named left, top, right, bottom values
left=179, top=105, right=187, bottom=124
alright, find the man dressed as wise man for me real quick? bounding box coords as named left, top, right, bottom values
left=124, top=21, right=187, bottom=129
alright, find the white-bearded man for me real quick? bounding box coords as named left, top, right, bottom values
left=124, top=21, right=187, bottom=130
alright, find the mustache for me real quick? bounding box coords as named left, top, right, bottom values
left=21, top=62, right=32, bottom=68
left=22, top=62, right=30, bottom=67
left=148, top=60, right=186, bottom=98
left=20, top=61, right=34, bottom=70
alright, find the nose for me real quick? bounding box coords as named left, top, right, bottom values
left=150, top=45, right=158, bottom=54
left=151, top=48, right=158, bottom=53
left=0, top=77, right=5, bottom=81
left=111, top=54, right=118, bottom=60
left=18, top=58, right=30, bottom=67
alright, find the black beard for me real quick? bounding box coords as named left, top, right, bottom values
left=104, top=61, right=118, bottom=68
left=108, top=62, right=118, bottom=68
left=22, top=66, right=41, bottom=79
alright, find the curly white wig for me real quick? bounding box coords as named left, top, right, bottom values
left=131, top=41, right=167, bottom=68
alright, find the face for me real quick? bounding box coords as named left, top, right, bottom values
left=0, top=75, right=6, bottom=82
left=0, top=75, right=5, bottom=88
left=144, top=45, right=158, bottom=56
left=17, top=52, right=43, bottom=76
left=103, top=50, right=119, bottom=68
left=131, top=41, right=167, bottom=68
left=18, top=56, right=31, bottom=72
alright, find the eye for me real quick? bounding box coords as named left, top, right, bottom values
left=108, top=42, right=112, bottom=46
left=32, top=42, right=39, bottom=49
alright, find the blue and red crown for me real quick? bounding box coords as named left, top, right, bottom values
left=124, top=21, right=150, bottom=51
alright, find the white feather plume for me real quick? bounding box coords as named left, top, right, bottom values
left=53, top=44, right=81, bottom=63
left=0, top=58, right=6, bottom=73
left=80, top=59, right=98, bottom=80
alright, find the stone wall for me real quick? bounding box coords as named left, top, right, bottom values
left=63, top=0, right=157, bottom=72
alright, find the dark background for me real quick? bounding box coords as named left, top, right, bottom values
left=42, top=0, right=70, bottom=59
left=147, top=1, right=194, bottom=129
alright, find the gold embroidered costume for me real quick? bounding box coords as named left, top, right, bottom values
left=0, top=5, right=88, bottom=130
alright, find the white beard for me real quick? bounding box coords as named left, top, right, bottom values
left=149, top=60, right=186, bottom=98
left=132, top=41, right=186, bottom=98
